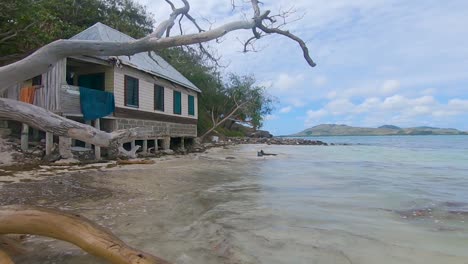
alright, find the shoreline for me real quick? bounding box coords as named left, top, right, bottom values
left=0, top=144, right=274, bottom=263
left=1, top=142, right=468, bottom=263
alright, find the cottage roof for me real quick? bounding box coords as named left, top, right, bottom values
left=71, top=22, right=201, bottom=93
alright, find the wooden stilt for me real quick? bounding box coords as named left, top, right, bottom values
left=45, top=132, right=53, bottom=155
left=154, top=139, right=159, bottom=151
left=142, top=139, right=148, bottom=154
left=20, top=124, right=29, bottom=151
left=59, top=137, right=73, bottom=159
left=163, top=137, right=170, bottom=150
left=180, top=137, right=185, bottom=151
left=94, top=119, right=101, bottom=160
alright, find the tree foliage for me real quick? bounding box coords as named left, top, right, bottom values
left=0, top=0, right=154, bottom=65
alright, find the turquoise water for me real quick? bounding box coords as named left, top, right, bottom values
left=205, top=136, right=468, bottom=263
left=18, top=136, right=468, bottom=263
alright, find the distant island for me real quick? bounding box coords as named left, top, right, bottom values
left=291, top=124, right=468, bottom=136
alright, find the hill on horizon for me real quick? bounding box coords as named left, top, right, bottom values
left=291, top=124, right=468, bottom=136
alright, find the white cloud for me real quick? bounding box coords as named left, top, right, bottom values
left=134, top=0, right=468, bottom=132
left=381, top=79, right=401, bottom=94
left=329, top=79, right=402, bottom=100
left=304, top=95, right=468, bottom=128
left=313, top=76, right=328, bottom=86
left=279, top=106, right=293, bottom=113
left=271, top=73, right=304, bottom=92
left=448, top=99, right=468, bottom=111
left=305, top=109, right=328, bottom=126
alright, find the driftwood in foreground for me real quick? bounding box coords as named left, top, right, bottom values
left=0, top=205, right=171, bottom=264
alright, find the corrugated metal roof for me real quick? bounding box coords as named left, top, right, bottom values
left=71, top=22, right=201, bottom=93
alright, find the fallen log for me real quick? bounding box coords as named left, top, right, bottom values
left=0, top=205, right=170, bottom=264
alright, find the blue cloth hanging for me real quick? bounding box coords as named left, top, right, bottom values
left=79, top=87, right=115, bottom=121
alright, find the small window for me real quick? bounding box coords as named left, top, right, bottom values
left=154, top=85, right=164, bottom=111
left=188, top=95, right=195, bottom=116
left=173, top=90, right=181, bottom=115
left=32, top=75, right=42, bottom=86
left=125, top=75, right=139, bottom=107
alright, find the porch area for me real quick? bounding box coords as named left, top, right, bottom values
left=3, top=57, right=196, bottom=161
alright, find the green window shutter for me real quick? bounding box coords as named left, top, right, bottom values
left=188, top=95, right=195, bottom=116
left=125, top=75, right=139, bottom=107
left=154, top=85, right=164, bottom=111
left=173, top=91, right=181, bottom=115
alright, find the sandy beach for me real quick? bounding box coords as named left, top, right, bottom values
left=1, top=145, right=272, bottom=263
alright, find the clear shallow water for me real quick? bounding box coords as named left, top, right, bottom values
left=201, top=136, right=468, bottom=263
left=17, top=136, right=468, bottom=264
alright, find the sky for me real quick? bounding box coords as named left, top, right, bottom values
left=137, top=0, right=468, bottom=135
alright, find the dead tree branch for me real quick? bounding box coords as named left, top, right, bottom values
left=0, top=0, right=315, bottom=91
left=0, top=205, right=170, bottom=264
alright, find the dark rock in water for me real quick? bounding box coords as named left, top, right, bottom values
left=225, top=157, right=236, bottom=160
left=258, top=150, right=277, bottom=157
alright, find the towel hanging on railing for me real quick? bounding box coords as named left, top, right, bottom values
left=79, top=87, right=115, bottom=121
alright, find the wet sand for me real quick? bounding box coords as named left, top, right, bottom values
left=1, top=146, right=264, bottom=263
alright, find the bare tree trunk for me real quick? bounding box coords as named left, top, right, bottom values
left=200, top=103, right=246, bottom=140
left=0, top=98, right=140, bottom=147
left=0, top=205, right=171, bottom=264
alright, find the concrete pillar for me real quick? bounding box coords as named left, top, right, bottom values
left=85, top=120, right=92, bottom=149
left=45, top=132, right=53, bottom=155
left=163, top=137, right=170, bottom=150
left=142, top=139, right=148, bottom=154
left=131, top=140, right=136, bottom=150
left=94, top=119, right=101, bottom=160
left=59, top=136, right=73, bottom=159
left=21, top=124, right=29, bottom=151
left=180, top=137, right=185, bottom=151
left=154, top=139, right=159, bottom=151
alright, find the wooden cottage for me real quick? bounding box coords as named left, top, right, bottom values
left=1, top=23, right=201, bottom=158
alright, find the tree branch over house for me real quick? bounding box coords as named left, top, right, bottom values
left=0, top=0, right=315, bottom=153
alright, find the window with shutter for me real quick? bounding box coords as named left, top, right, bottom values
left=124, top=75, right=139, bottom=107
left=188, top=95, right=195, bottom=116
left=154, top=85, right=164, bottom=111
left=173, top=91, right=182, bottom=115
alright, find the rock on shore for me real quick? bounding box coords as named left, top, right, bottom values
left=229, top=137, right=328, bottom=146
